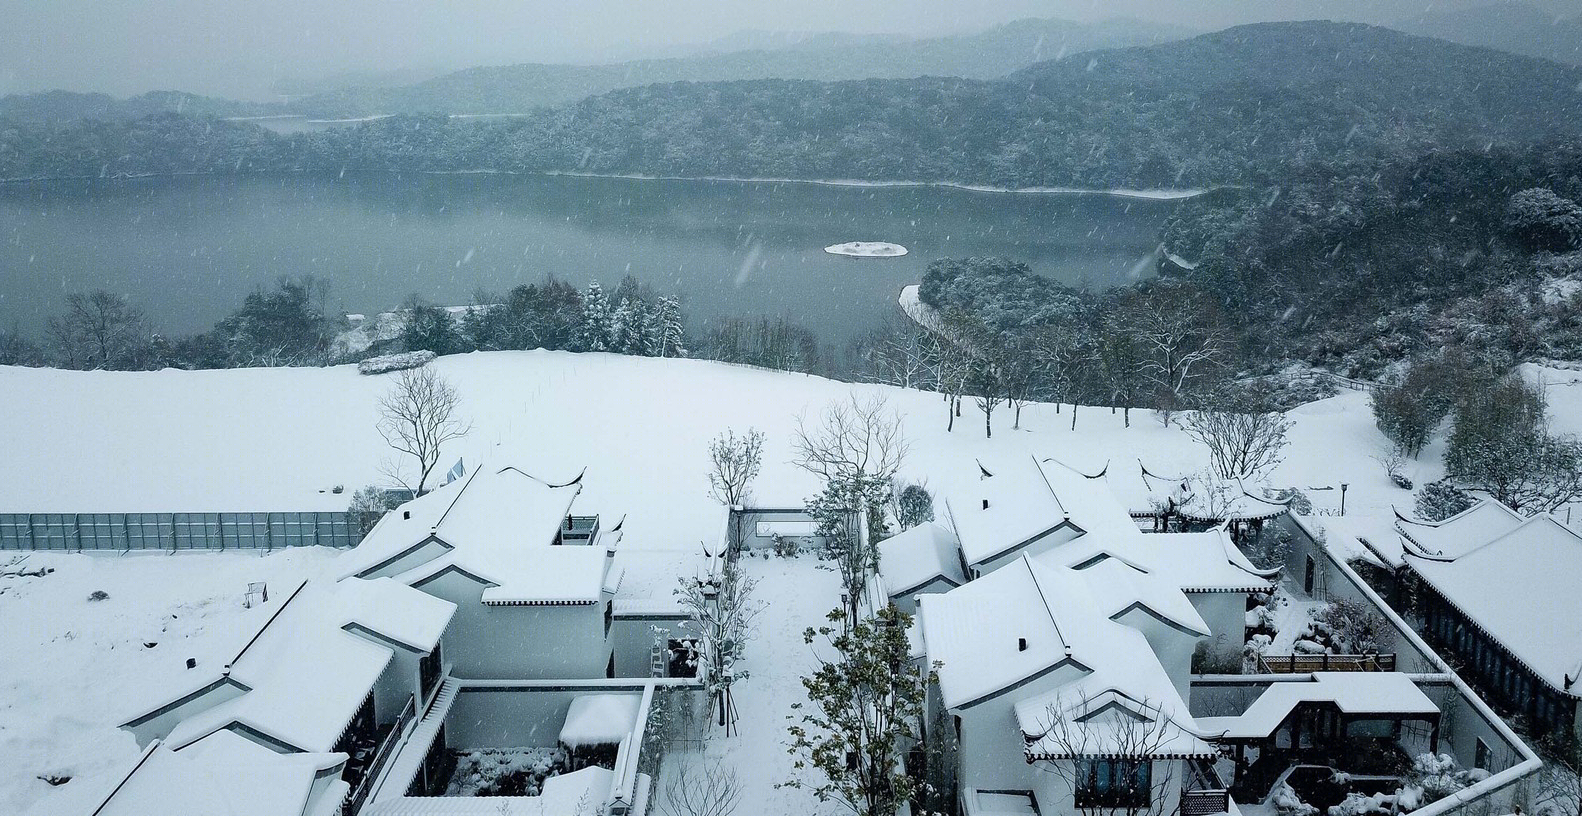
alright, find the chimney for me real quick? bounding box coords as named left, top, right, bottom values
left=186, top=658, right=197, bottom=669
left=1017, top=637, right=1028, bottom=652
left=982, top=499, right=990, bottom=510
left=402, top=510, right=411, bottom=520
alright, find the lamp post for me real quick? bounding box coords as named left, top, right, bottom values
left=1340, top=483, right=1349, bottom=516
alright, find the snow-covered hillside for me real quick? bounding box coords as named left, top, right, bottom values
left=5, top=352, right=1581, bottom=814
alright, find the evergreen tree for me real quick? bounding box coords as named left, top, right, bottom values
left=650, top=296, right=688, bottom=358
left=611, top=297, right=649, bottom=355
left=578, top=281, right=613, bottom=352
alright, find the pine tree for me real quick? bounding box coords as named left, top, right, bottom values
left=611, top=297, right=648, bottom=355
left=578, top=281, right=613, bottom=352
left=650, top=296, right=688, bottom=358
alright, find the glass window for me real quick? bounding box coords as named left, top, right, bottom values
left=1076, top=759, right=1151, bottom=809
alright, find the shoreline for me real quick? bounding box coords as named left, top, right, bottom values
left=1, top=167, right=1207, bottom=199
left=542, top=170, right=1207, bottom=199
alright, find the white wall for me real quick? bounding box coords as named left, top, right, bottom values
left=954, top=663, right=1087, bottom=793
left=123, top=679, right=247, bottom=747
left=372, top=647, right=422, bottom=725
left=609, top=615, right=690, bottom=678
left=891, top=578, right=957, bottom=618
left=413, top=570, right=610, bottom=679
left=975, top=525, right=1083, bottom=576
left=1110, top=607, right=1201, bottom=703
left=1187, top=592, right=1246, bottom=666
left=356, top=537, right=451, bottom=580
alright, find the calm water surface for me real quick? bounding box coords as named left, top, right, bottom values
left=0, top=173, right=1178, bottom=345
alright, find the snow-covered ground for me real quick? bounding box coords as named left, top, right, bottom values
left=1, top=548, right=346, bottom=816
left=6, top=352, right=1581, bottom=814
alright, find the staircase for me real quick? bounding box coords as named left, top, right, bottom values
left=365, top=675, right=460, bottom=805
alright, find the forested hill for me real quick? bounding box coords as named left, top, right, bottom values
left=3, top=21, right=1581, bottom=190
left=0, top=90, right=270, bottom=126
left=288, top=17, right=1193, bottom=118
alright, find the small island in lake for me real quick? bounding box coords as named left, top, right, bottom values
left=824, top=241, right=908, bottom=258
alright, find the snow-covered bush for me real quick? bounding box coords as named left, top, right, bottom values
left=1246, top=526, right=1294, bottom=571
left=1414, top=480, right=1474, bottom=522
left=1396, top=753, right=1488, bottom=812
left=1507, top=188, right=1582, bottom=253
left=87, top=590, right=109, bottom=602
left=895, top=483, right=935, bottom=529
left=1329, top=792, right=1394, bottom=816
left=770, top=532, right=799, bottom=558
left=1308, top=598, right=1392, bottom=654
left=1272, top=782, right=1319, bottom=816
left=348, top=485, right=402, bottom=538
left=357, top=349, right=436, bottom=375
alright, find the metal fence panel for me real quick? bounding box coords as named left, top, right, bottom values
left=0, top=511, right=359, bottom=551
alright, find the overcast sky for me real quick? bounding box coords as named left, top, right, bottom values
left=0, top=0, right=1574, bottom=101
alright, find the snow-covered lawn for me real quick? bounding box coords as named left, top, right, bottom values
left=657, top=552, right=843, bottom=816
left=6, top=352, right=1579, bottom=814
left=1, top=548, right=344, bottom=816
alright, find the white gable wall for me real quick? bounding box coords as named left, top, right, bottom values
left=953, top=662, right=1088, bottom=793
left=1187, top=592, right=1247, bottom=666
left=123, top=679, right=248, bottom=747
left=973, top=525, right=1083, bottom=578
left=413, top=570, right=609, bottom=679
left=1109, top=608, right=1200, bottom=703
left=358, top=538, right=452, bottom=581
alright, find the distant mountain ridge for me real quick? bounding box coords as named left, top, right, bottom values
left=3, top=21, right=1580, bottom=192
left=286, top=17, right=1196, bottom=117
left=1392, top=2, right=1582, bottom=66
left=0, top=90, right=272, bottom=126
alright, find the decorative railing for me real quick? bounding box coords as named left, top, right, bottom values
left=1257, top=653, right=1396, bottom=673
left=0, top=511, right=359, bottom=550
left=344, top=694, right=416, bottom=816
left=557, top=515, right=601, bottom=545
left=1183, top=758, right=1230, bottom=816
left=1182, top=789, right=1231, bottom=816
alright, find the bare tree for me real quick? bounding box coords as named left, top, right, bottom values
left=676, top=561, right=763, bottom=728
left=792, top=395, right=907, bottom=489
left=707, top=428, right=765, bottom=549
left=1024, top=693, right=1185, bottom=816
left=793, top=395, right=908, bottom=615
left=852, top=313, right=933, bottom=390
left=377, top=366, right=471, bottom=495
left=48, top=290, right=152, bottom=370
left=1183, top=394, right=1293, bottom=479
left=664, top=759, right=742, bottom=816
left=1114, top=283, right=1230, bottom=425
left=1539, top=742, right=1581, bottom=816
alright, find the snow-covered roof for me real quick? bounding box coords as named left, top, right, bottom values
left=942, top=456, right=1072, bottom=567
left=1195, top=673, right=1440, bottom=740
left=90, top=733, right=347, bottom=816
left=1054, top=458, right=1289, bottom=522
left=920, top=554, right=1191, bottom=712
left=878, top=521, right=965, bottom=597
left=1404, top=513, right=1582, bottom=695
left=346, top=464, right=615, bottom=605
left=1396, top=500, right=1526, bottom=559
left=560, top=693, right=642, bottom=749
left=141, top=577, right=454, bottom=754
left=1045, top=527, right=1278, bottom=594
left=920, top=556, right=1099, bottom=709
left=1074, top=556, right=1211, bottom=637
left=364, top=766, right=618, bottom=815
left=1016, top=664, right=1216, bottom=760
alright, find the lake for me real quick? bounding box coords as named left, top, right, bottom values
left=0, top=173, right=1179, bottom=348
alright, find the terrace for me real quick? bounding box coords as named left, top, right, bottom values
left=556, top=515, right=601, bottom=545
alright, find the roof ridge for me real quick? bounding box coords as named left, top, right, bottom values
left=1022, top=556, right=1070, bottom=655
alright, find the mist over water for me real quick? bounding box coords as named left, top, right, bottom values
left=0, top=173, right=1175, bottom=344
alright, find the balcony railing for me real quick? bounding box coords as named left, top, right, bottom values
left=344, top=693, right=416, bottom=816
left=1183, top=758, right=1230, bottom=816
left=556, top=515, right=601, bottom=545
left=1257, top=653, right=1396, bottom=673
